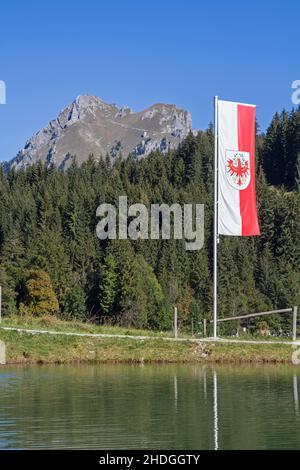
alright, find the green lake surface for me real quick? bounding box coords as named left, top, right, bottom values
left=0, top=364, right=299, bottom=449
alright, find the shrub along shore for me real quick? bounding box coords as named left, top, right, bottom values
left=0, top=317, right=296, bottom=365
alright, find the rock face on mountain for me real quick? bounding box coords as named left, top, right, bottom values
left=5, top=94, right=192, bottom=171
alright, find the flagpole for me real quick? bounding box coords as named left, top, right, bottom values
left=213, top=96, right=219, bottom=339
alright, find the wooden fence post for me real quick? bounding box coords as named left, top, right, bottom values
left=292, top=306, right=298, bottom=342
left=174, top=306, right=178, bottom=339
left=0, top=341, right=6, bottom=365
left=203, top=319, right=207, bottom=337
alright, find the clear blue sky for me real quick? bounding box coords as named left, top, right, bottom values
left=0, top=0, right=299, bottom=162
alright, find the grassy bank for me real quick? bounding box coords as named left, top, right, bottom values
left=0, top=316, right=296, bottom=365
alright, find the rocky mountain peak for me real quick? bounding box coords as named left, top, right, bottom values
left=4, top=94, right=192, bottom=172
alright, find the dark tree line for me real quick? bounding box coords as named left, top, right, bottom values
left=0, top=107, right=299, bottom=332
left=260, top=107, right=300, bottom=190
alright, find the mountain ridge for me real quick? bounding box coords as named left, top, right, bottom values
left=3, top=94, right=192, bottom=172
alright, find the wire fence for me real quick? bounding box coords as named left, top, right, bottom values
left=194, top=306, right=298, bottom=340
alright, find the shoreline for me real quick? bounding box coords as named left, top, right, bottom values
left=0, top=328, right=298, bottom=366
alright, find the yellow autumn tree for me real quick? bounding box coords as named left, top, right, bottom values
left=22, top=268, right=59, bottom=316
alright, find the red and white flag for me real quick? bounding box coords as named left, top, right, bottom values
left=218, top=100, right=260, bottom=236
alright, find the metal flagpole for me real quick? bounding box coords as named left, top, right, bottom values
left=213, top=96, right=219, bottom=339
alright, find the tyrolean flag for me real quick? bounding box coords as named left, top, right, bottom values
left=217, top=100, right=260, bottom=236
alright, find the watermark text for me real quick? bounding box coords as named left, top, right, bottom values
left=0, top=80, right=6, bottom=104
left=96, top=196, right=204, bottom=251
left=291, top=80, right=300, bottom=105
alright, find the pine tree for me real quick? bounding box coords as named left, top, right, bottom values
left=99, top=254, right=117, bottom=316
left=62, top=285, right=87, bottom=321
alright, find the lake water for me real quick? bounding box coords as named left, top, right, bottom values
left=0, top=364, right=299, bottom=449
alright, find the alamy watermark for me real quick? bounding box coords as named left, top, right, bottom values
left=291, top=80, right=300, bottom=105
left=96, top=196, right=204, bottom=251
left=0, top=80, right=6, bottom=105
